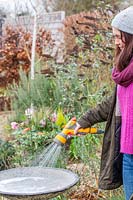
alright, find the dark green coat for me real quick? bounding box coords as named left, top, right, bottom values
left=78, top=88, right=123, bottom=190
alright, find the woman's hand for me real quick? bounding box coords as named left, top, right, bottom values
left=74, top=122, right=81, bottom=135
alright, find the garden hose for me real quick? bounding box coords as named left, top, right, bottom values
left=53, top=117, right=104, bottom=146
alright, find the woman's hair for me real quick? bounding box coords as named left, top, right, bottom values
left=114, top=31, right=133, bottom=71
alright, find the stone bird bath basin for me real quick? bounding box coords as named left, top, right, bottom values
left=0, top=167, right=79, bottom=200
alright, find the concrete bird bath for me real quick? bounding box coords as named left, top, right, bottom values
left=0, top=167, right=79, bottom=200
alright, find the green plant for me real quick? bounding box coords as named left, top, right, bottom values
left=7, top=108, right=68, bottom=166
left=69, top=134, right=101, bottom=160
left=10, top=128, right=57, bottom=166
left=8, top=48, right=113, bottom=123
left=0, top=139, right=15, bottom=170
left=7, top=57, right=110, bottom=168
left=51, top=195, right=67, bottom=200
left=9, top=69, right=56, bottom=113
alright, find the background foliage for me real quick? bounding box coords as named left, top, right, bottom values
left=53, top=0, right=121, bottom=16
left=0, top=2, right=125, bottom=200
left=0, top=26, right=54, bottom=87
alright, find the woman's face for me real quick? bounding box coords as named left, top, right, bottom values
left=112, top=27, right=125, bottom=50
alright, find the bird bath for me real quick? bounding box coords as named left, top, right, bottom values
left=0, top=167, right=79, bottom=200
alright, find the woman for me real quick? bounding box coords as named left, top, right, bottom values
left=74, top=6, right=133, bottom=200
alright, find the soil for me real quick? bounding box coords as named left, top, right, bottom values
left=66, top=163, right=106, bottom=200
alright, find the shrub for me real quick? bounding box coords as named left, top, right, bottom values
left=0, top=26, right=54, bottom=87
left=0, top=139, right=15, bottom=170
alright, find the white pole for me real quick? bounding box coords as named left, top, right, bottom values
left=29, top=0, right=38, bottom=111
left=31, top=12, right=37, bottom=80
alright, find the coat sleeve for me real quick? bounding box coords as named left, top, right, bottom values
left=77, top=94, right=114, bottom=128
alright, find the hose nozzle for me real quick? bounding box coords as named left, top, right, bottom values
left=53, top=117, right=103, bottom=146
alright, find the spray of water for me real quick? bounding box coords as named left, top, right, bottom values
left=32, top=142, right=63, bottom=167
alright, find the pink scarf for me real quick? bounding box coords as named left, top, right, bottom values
left=112, top=58, right=133, bottom=87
